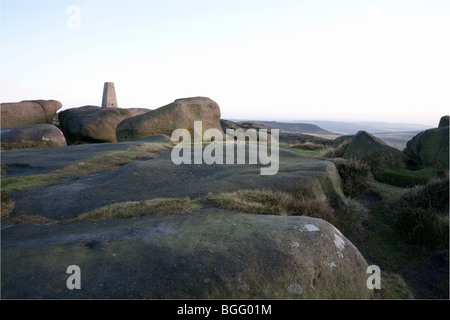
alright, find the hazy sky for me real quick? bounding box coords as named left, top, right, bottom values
left=1, top=0, right=449, bottom=125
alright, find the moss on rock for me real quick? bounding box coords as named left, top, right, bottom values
left=1, top=209, right=372, bottom=299
left=404, top=126, right=449, bottom=171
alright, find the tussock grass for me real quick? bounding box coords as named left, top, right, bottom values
left=2, top=195, right=202, bottom=224
left=1, top=191, right=58, bottom=224
left=378, top=166, right=438, bottom=187
left=2, top=174, right=64, bottom=193
left=357, top=178, right=448, bottom=299
left=210, top=189, right=370, bottom=242
left=1, top=191, right=15, bottom=219
left=62, top=142, right=171, bottom=176
left=335, top=158, right=372, bottom=198
left=373, top=272, right=415, bottom=299
left=395, top=176, right=449, bottom=212
left=1, top=142, right=173, bottom=193
left=291, top=141, right=328, bottom=151
left=332, top=197, right=368, bottom=239
left=283, top=145, right=325, bottom=158
left=321, top=140, right=350, bottom=158
left=393, top=176, right=449, bottom=249
left=209, top=189, right=335, bottom=222
left=73, top=197, right=202, bottom=222
left=8, top=215, right=58, bottom=225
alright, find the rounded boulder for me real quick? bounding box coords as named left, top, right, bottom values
left=116, top=97, right=224, bottom=142
left=1, top=124, right=67, bottom=150
left=58, top=106, right=150, bottom=144
left=1, top=209, right=373, bottom=299
left=1, top=100, right=62, bottom=129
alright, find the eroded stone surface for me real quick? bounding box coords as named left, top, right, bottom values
left=1, top=209, right=371, bottom=299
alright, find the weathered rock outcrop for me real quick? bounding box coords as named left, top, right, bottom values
left=343, top=131, right=404, bottom=164
left=438, top=115, right=449, bottom=128
left=3, top=147, right=345, bottom=219
left=404, top=124, right=449, bottom=170
left=1, top=100, right=62, bottom=128
left=58, top=106, right=150, bottom=144
left=116, top=97, right=223, bottom=142
left=1, top=137, right=371, bottom=299
left=220, top=119, right=241, bottom=132
left=1, top=209, right=371, bottom=299
left=1, top=124, right=67, bottom=150
left=332, top=135, right=354, bottom=148
left=240, top=121, right=271, bottom=130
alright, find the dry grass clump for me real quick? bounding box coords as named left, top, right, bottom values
left=210, top=189, right=370, bottom=241
left=1, top=191, right=15, bottom=219
left=61, top=142, right=172, bottom=176
left=335, top=158, right=372, bottom=198
left=8, top=215, right=58, bottom=225
left=1, top=191, right=58, bottom=224
left=373, top=272, right=415, bottom=299
left=1, top=142, right=173, bottom=193
left=73, top=197, right=201, bottom=222
left=2, top=174, right=64, bottom=194
left=2, top=195, right=201, bottom=224
left=321, top=141, right=350, bottom=158
left=292, top=141, right=328, bottom=151
left=332, top=197, right=368, bottom=239
left=370, top=152, right=403, bottom=178
left=393, top=176, right=449, bottom=249
left=209, top=189, right=335, bottom=222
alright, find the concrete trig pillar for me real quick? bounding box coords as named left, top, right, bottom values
left=101, top=82, right=118, bottom=108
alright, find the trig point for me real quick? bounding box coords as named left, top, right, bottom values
left=101, top=82, right=118, bottom=108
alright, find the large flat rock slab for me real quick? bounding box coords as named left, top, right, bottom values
left=1, top=139, right=368, bottom=299
left=1, top=208, right=371, bottom=299
left=4, top=145, right=343, bottom=220
left=1, top=134, right=171, bottom=177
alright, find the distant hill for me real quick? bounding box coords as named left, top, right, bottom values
left=227, top=119, right=431, bottom=149
left=290, top=120, right=433, bottom=135
left=236, top=120, right=338, bottom=135
left=373, top=131, right=422, bottom=150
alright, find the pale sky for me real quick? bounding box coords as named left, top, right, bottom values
left=1, top=0, right=449, bottom=126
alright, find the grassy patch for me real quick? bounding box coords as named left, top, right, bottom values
left=1, top=191, right=15, bottom=219
left=1, top=163, right=7, bottom=179
left=321, top=140, right=350, bottom=159
left=72, top=197, right=202, bottom=222
left=394, top=177, right=449, bottom=212
left=366, top=179, right=405, bottom=201
left=377, top=166, right=438, bottom=187
left=363, top=200, right=418, bottom=269
left=1, top=191, right=58, bottom=224
left=1, top=174, right=64, bottom=193
left=395, top=208, right=448, bottom=249
left=209, top=189, right=335, bottom=222
left=291, top=141, right=328, bottom=150
left=332, top=197, right=368, bottom=240
left=347, top=179, right=449, bottom=298
left=209, top=189, right=369, bottom=239
left=7, top=215, right=58, bottom=225
left=59, top=142, right=172, bottom=175
left=355, top=181, right=430, bottom=268
left=1, top=142, right=173, bottom=193
left=282, top=144, right=325, bottom=157
left=335, top=158, right=372, bottom=198
left=393, top=176, right=449, bottom=250
left=373, top=272, right=415, bottom=299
